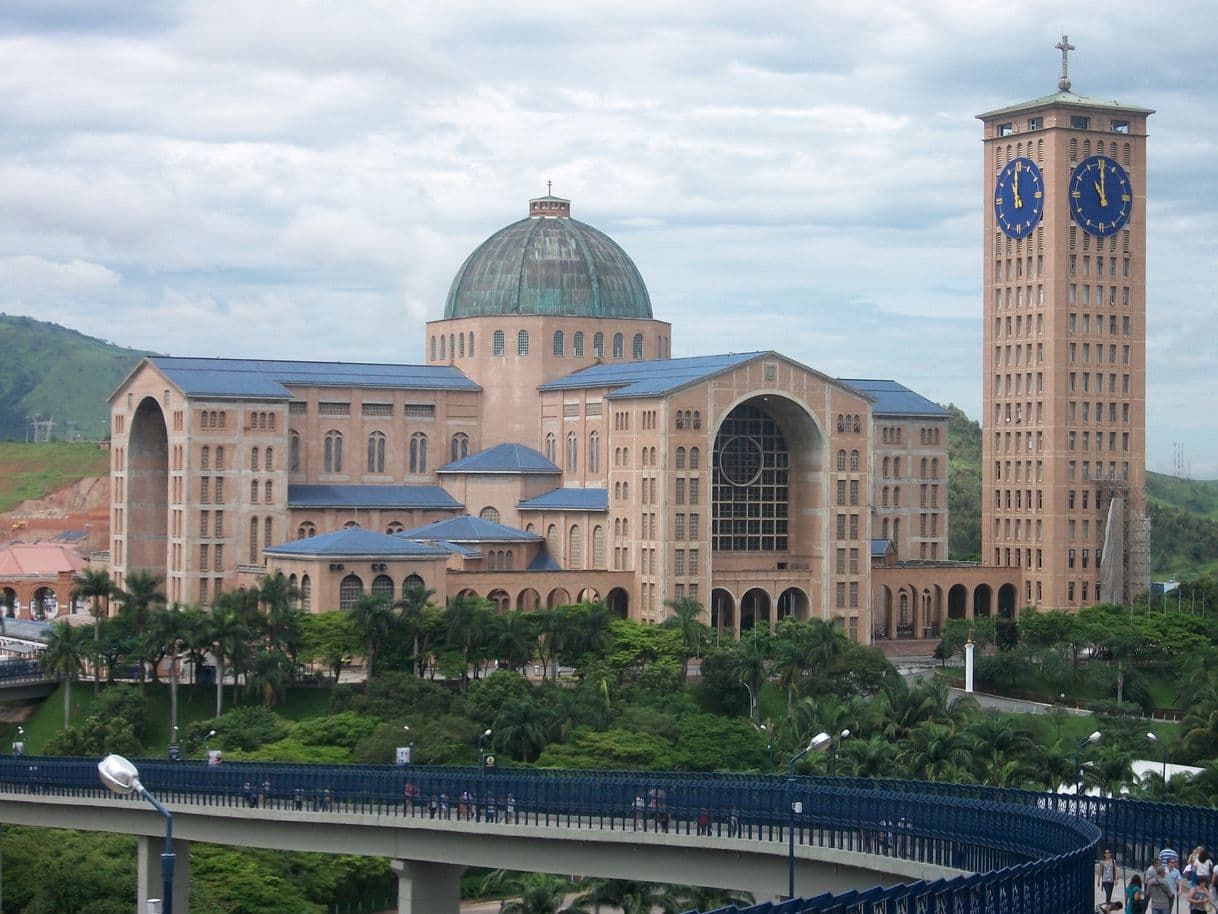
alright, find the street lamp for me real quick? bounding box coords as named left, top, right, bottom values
left=1074, top=730, right=1102, bottom=795
left=829, top=729, right=851, bottom=776
left=478, top=729, right=492, bottom=774
left=786, top=732, right=831, bottom=899
left=203, top=730, right=217, bottom=764
left=168, top=726, right=180, bottom=761
left=1147, top=732, right=1168, bottom=797
left=12, top=726, right=24, bottom=756
left=756, top=722, right=775, bottom=773
left=403, top=725, right=415, bottom=764
left=98, top=754, right=175, bottom=914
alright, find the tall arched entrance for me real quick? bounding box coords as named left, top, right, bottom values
left=740, top=588, right=770, bottom=631
left=776, top=587, right=809, bottom=621
left=997, top=583, right=1017, bottom=619
left=128, top=396, right=170, bottom=576
left=605, top=587, right=629, bottom=619
left=710, top=588, right=735, bottom=637
left=973, top=584, right=993, bottom=618
left=948, top=584, right=969, bottom=619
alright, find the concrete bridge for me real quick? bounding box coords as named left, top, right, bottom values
left=0, top=758, right=1126, bottom=914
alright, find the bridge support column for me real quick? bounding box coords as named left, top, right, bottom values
left=392, top=860, right=464, bottom=914
left=137, top=835, right=190, bottom=914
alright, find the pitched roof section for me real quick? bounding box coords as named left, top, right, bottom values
left=0, top=543, right=88, bottom=577
left=871, top=538, right=895, bottom=558
left=838, top=379, right=950, bottom=419
left=540, top=352, right=766, bottom=399
left=438, top=443, right=560, bottom=475
left=518, top=488, right=609, bottom=511
left=264, top=527, right=450, bottom=558
left=400, top=516, right=542, bottom=543
left=528, top=551, right=563, bottom=572
left=977, top=90, right=1154, bottom=120
left=145, top=357, right=478, bottom=400
left=287, top=485, right=462, bottom=510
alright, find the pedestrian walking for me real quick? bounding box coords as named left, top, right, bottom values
left=1098, top=849, right=1118, bottom=905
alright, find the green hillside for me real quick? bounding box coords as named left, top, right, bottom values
left=0, top=314, right=150, bottom=441
left=946, top=404, right=982, bottom=561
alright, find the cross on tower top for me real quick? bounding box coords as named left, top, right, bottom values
left=1055, top=34, right=1076, bottom=91
left=547, top=180, right=552, bottom=196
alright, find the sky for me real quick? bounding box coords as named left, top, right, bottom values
left=0, top=1, right=1214, bottom=476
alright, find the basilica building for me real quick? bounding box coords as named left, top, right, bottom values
left=108, top=189, right=1009, bottom=644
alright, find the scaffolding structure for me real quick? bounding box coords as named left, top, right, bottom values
left=1098, top=475, right=1150, bottom=606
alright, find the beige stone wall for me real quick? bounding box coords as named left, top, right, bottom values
left=871, top=417, right=949, bottom=561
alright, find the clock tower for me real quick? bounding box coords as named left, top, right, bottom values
left=977, top=37, right=1153, bottom=611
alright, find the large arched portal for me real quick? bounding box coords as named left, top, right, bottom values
left=712, top=397, right=824, bottom=562
left=997, top=583, right=1017, bottom=619
left=605, top=587, right=629, bottom=619
left=740, top=588, right=771, bottom=631
left=948, top=584, right=969, bottom=620
left=1, top=587, right=17, bottom=617
left=776, top=587, right=809, bottom=621
left=973, top=584, right=993, bottom=618
left=710, top=588, right=735, bottom=636
left=128, top=397, right=170, bottom=577
left=546, top=588, right=571, bottom=609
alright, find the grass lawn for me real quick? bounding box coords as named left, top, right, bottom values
left=0, top=442, right=109, bottom=512
left=1, top=680, right=340, bottom=755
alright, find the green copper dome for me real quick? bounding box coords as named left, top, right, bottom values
left=443, top=195, right=653, bottom=320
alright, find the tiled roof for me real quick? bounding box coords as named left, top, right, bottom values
left=400, top=516, right=542, bottom=543
left=287, top=485, right=462, bottom=510
left=838, top=379, right=950, bottom=418
left=437, top=443, right=560, bottom=475
left=539, top=352, right=766, bottom=399
left=264, top=527, right=450, bottom=558
left=144, top=357, right=478, bottom=400
left=977, top=90, right=1154, bottom=119
left=0, top=543, right=87, bottom=577
left=518, top=488, right=609, bottom=511
left=528, top=551, right=563, bottom=572
left=871, top=538, right=894, bottom=557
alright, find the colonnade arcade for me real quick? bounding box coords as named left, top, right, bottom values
left=872, top=575, right=1019, bottom=642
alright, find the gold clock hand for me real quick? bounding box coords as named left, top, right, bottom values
left=1094, top=159, right=1108, bottom=208
left=1012, top=161, right=1022, bottom=209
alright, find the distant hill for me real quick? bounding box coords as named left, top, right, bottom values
left=0, top=314, right=151, bottom=441
left=946, top=404, right=982, bottom=561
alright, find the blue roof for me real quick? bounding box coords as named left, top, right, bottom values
left=539, top=352, right=766, bottom=399
left=438, top=443, right=559, bottom=475
left=400, top=516, right=542, bottom=543
left=265, top=526, right=450, bottom=558
left=288, top=485, right=462, bottom=510
left=871, top=538, right=894, bottom=557
left=528, top=551, right=563, bottom=572
left=838, top=379, right=950, bottom=418
left=518, top=488, right=609, bottom=511
left=146, top=357, right=478, bottom=399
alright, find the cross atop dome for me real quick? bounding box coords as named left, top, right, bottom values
left=1055, top=34, right=1076, bottom=91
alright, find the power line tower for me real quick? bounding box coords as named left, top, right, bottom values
left=1098, top=472, right=1150, bottom=607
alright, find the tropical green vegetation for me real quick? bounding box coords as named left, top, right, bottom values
left=0, top=441, right=109, bottom=511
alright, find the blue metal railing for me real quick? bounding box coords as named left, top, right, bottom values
left=0, top=659, right=49, bottom=685
left=0, top=757, right=1115, bottom=912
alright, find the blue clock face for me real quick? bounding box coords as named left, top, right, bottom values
left=994, top=157, right=1044, bottom=239
left=1069, top=155, right=1132, bottom=237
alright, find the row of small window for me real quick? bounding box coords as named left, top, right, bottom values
left=992, top=284, right=1045, bottom=309
left=1067, top=401, right=1131, bottom=425
left=198, top=543, right=226, bottom=572
left=834, top=582, right=861, bottom=610
left=542, top=524, right=606, bottom=570
left=318, top=431, right=433, bottom=474
left=1069, top=372, right=1131, bottom=395
left=303, top=402, right=436, bottom=418
left=993, top=131, right=1133, bottom=163
left=247, top=516, right=275, bottom=563
left=834, top=548, right=861, bottom=574
left=199, top=410, right=229, bottom=430
left=1067, top=430, right=1130, bottom=453
left=337, top=573, right=428, bottom=611
left=673, top=411, right=702, bottom=430
left=993, top=430, right=1044, bottom=455
left=876, top=485, right=940, bottom=509
left=994, top=342, right=1045, bottom=368
left=880, top=456, right=938, bottom=479
left=1069, top=254, right=1131, bottom=281
left=994, top=489, right=1044, bottom=511
left=1069, top=285, right=1132, bottom=309
left=1068, top=342, right=1131, bottom=365
left=994, top=459, right=1043, bottom=483
left=1069, top=313, right=1132, bottom=337
left=834, top=513, right=862, bottom=540
left=995, top=229, right=1044, bottom=259
left=543, top=432, right=600, bottom=473
left=993, top=372, right=1044, bottom=397
left=835, top=414, right=862, bottom=434
left=671, top=548, right=701, bottom=576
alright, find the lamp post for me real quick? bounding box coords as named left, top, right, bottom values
left=829, top=729, right=851, bottom=776
left=1147, top=732, right=1168, bottom=797
left=403, top=725, right=415, bottom=764
left=478, top=729, right=492, bottom=774
left=11, top=727, right=23, bottom=756
left=756, top=722, right=775, bottom=773
left=99, top=754, right=175, bottom=914
left=785, top=731, right=831, bottom=899
left=203, top=729, right=217, bottom=763
left=1074, top=730, right=1102, bottom=795
left=168, top=726, right=180, bottom=761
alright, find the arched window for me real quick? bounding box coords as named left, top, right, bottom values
left=487, top=551, right=498, bottom=571
left=251, top=446, right=259, bottom=470
left=850, top=450, right=860, bottom=471
left=324, top=431, right=343, bottom=473
left=650, top=446, right=656, bottom=464
left=836, top=414, right=845, bottom=432
left=265, top=447, right=273, bottom=470
left=642, top=448, right=649, bottom=467
left=264, top=480, right=273, bottom=503
left=547, top=524, right=560, bottom=562
left=588, top=431, right=599, bottom=473
left=689, top=447, right=700, bottom=469
left=692, top=411, right=701, bottom=429
left=882, top=456, right=890, bottom=478
left=371, top=575, right=394, bottom=599
left=403, top=574, right=425, bottom=596
left=553, top=330, right=564, bottom=356
left=592, top=525, right=605, bottom=567
left=544, top=432, right=557, bottom=463
left=517, top=329, right=529, bottom=355
left=449, top=334, right=455, bottom=360
left=387, top=522, right=403, bottom=534
left=300, top=574, right=311, bottom=611
left=505, top=550, right=513, bottom=570
left=852, top=415, right=861, bottom=433
left=450, top=433, right=469, bottom=462
left=612, top=333, right=624, bottom=358
left=676, top=447, right=686, bottom=469
left=264, top=516, right=272, bottom=548
left=468, top=332, right=475, bottom=357
left=920, top=457, right=928, bottom=479
left=201, top=446, right=210, bottom=470
left=493, top=330, right=505, bottom=356
left=573, top=331, right=584, bottom=357
left=409, top=433, right=428, bottom=473
left=440, top=335, right=446, bottom=360
left=593, top=332, right=604, bottom=358
left=297, top=522, right=316, bottom=539
left=568, top=525, right=583, bottom=569
left=837, top=449, right=847, bottom=471
left=459, top=334, right=465, bottom=358
left=881, top=518, right=889, bottom=540
left=882, top=486, right=890, bottom=507
left=289, top=432, right=300, bottom=472
left=931, top=458, right=939, bottom=479
left=566, top=432, right=578, bottom=472
left=430, top=336, right=437, bottom=360
left=632, top=333, right=643, bottom=359
left=367, top=432, right=386, bottom=473
left=249, top=517, right=259, bottom=563
left=339, top=574, right=364, bottom=611
left=480, top=506, right=501, bottom=524
left=250, top=480, right=259, bottom=503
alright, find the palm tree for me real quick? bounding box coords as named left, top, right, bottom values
left=115, top=570, right=166, bottom=684
left=533, top=607, right=567, bottom=681
left=209, top=593, right=250, bottom=716
left=500, top=874, right=572, bottom=914
left=257, top=571, right=301, bottom=658
left=395, top=584, right=435, bottom=676
left=247, top=648, right=294, bottom=707
left=661, top=598, right=708, bottom=680
left=149, top=604, right=190, bottom=735
left=899, top=721, right=973, bottom=782
left=839, top=735, right=900, bottom=779
left=42, top=621, right=90, bottom=728
left=571, top=879, right=678, bottom=914
left=493, top=610, right=538, bottom=673
left=349, top=593, right=396, bottom=682
left=71, top=568, right=115, bottom=693
left=733, top=630, right=770, bottom=724
left=964, top=716, right=1035, bottom=786
left=445, top=594, right=494, bottom=684
left=493, top=695, right=549, bottom=762
left=1087, top=743, right=1135, bottom=797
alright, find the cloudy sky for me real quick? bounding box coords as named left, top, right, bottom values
left=0, top=1, right=1214, bottom=475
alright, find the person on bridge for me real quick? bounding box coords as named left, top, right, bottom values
left=1098, top=849, right=1118, bottom=904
